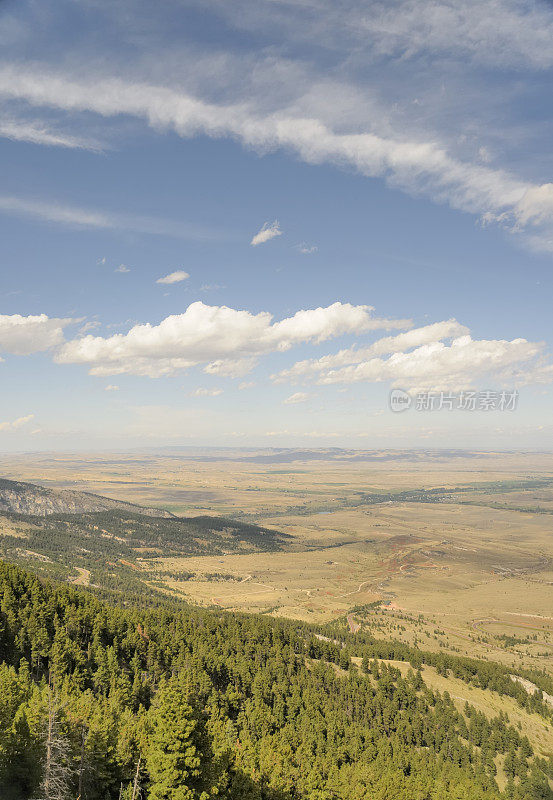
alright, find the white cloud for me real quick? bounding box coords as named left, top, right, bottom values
left=190, top=387, right=223, bottom=397
left=0, top=65, right=548, bottom=245
left=203, top=357, right=259, bottom=377
left=271, top=317, right=553, bottom=391
left=296, top=243, right=318, bottom=254
left=79, top=320, right=101, bottom=335
left=283, top=391, right=310, bottom=404
left=55, top=300, right=407, bottom=377
left=315, top=336, right=551, bottom=392
left=104, top=384, right=119, bottom=391
left=0, top=117, right=102, bottom=150
left=115, top=264, right=130, bottom=273
left=209, top=0, right=553, bottom=70
left=238, top=380, right=256, bottom=390
left=0, top=195, right=115, bottom=229
left=0, top=193, right=232, bottom=240
left=273, top=320, right=468, bottom=382
left=512, top=183, right=553, bottom=229
left=156, top=270, right=190, bottom=284
left=251, top=220, right=282, bottom=246
left=0, top=414, right=35, bottom=432
left=0, top=313, right=73, bottom=355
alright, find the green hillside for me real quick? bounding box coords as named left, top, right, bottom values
left=0, top=509, right=290, bottom=594
left=0, top=560, right=552, bottom=799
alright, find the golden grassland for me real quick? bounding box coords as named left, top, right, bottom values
left=1, top=449, right=553, bottom=673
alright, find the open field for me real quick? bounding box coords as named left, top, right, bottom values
left=1, top=448, right=553, bottom=673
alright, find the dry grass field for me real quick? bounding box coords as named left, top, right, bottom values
left=1, top=448, right=552, bottom=673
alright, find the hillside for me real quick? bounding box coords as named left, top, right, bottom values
left=0, top=503, right=291, bottom=596
left=1, top=560, right=553, bottom=799
left=0, top=477, right=174, bottom=517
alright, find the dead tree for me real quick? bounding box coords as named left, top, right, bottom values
left=34, top=690, right=73, bottom=800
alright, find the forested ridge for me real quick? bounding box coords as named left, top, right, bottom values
left=0, top=560, right=552, bottom=799
left=0, top=509, right=289, bottom=594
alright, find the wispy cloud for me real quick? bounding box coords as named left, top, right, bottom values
left=283, top=392, right=310, bottom=404
left=251, top=220, right=282, bottom=246
left=219, top=0, right=553, bottom=70
left=296, top=243, right=318, bottom=254
left=115, top=264, right=130, bottom=273
left=0, top=194, right=113, bottom=228
left=0, top=117, right=103, bottom=150
left=156, top=270, right=189, bottom=284
left=189, top=387, right=223, bottom=397
left=0, top=192, right=234, bottom=240
left=0, top=65, right=544, bottom=246
left=1, top=0, right=553, bottom=251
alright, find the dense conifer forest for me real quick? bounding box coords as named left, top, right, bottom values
left=1, top=560, right=553, bottom=799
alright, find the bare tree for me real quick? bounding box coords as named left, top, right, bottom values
left=131, top=757, right=141, bottom=800
left=34, top=689, right=73, bottom=800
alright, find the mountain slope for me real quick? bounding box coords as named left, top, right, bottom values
left=0, top=483, right=291, bottom=596
left=1, top=559, right=543, bottom=800
left=0, top=477, right=174, bottom=517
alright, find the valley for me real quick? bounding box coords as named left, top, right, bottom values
left=0, top=449, right=552, bottom=674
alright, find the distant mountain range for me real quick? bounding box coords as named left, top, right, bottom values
left=0, top=477, right=174, bottom=518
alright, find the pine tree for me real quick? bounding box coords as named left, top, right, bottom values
left=145, top=674, right=204, bottom=800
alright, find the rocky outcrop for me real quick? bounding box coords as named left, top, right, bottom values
left=0, top=478, right=174, bottom=518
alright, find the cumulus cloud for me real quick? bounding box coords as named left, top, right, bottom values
left=55, top=300, right=407, bottom=377
left=308, top=336, right=551, bottom=392
left=251, top=220, right=282, bottom=246
left=0, top=414, right=35, bottom=432
left=283, top=392, right=310, bottom=404
left=156, top=270, right=190, bottom=284
left=273, top=320, right=469, bottom=382
left=0, top=313, right=73, bottom=355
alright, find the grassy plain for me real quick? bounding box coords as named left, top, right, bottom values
left=1, top=448, right=553, bottom=673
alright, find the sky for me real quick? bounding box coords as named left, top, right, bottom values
left=1, top=0, right=553, bottom=451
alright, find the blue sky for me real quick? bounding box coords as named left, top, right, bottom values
left=1, top=0, right=553, bottom=450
